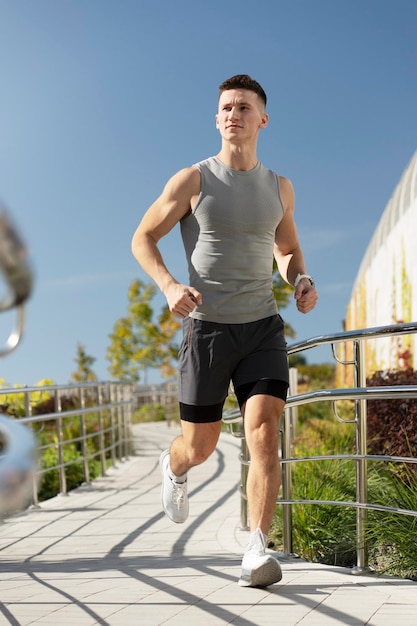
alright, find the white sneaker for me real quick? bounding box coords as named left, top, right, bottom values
left=159, top=449, right=189, bottom=524
left=238, top=529, right=282, bottom=587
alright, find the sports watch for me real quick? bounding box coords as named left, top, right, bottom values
left=294, top=273, right=315, bottom=288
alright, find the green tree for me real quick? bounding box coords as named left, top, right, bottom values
left=106, top=316, right=139, bottom=383
left=71, top=343, right=97, bottom=382
left=106, top=280, right=180, bottom=383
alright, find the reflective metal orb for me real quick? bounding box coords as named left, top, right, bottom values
left=0, top=414, right=38, bottom=517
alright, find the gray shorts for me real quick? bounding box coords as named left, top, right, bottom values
left=178, top=314, right=289, bottom=420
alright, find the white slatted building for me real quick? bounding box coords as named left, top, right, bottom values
left=345, top=150, right=417, bottom=372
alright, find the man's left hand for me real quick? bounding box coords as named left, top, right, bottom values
left=294, top=280, right=318, bottom=314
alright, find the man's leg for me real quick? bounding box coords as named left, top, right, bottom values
left=160, top=418, right=222, bottom=524
left=170, top=419, right=223, bottom=476
left=242, top=393, right=285, bottom=534
left=238, top=393, right=285, bottom=587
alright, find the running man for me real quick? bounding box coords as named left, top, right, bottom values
left=131, top=74, right=318, bottom=587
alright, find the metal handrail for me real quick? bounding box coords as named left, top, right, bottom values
left=0, top=205, right=37, bottom=516
left=0, top=305, right=26, bottom=358
left=0, top=210, right=139, bottom=517
left=288, top=321, right=417, bottom=354
left=222, top=321, right=417, bottom=574
left=0, top=381, right=136, bottom=512
left=0, top=208, right=33, bottom=357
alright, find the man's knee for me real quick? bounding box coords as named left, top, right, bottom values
left=186, top=445, right=213, bottom=466
left=181, top=421, right=221, bottom=467
left=249, top=422, right=279, bottom=457
left=244, top=395, right=283, bottom=438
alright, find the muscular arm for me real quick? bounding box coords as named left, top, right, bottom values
left=131, top=167, right=202, bottom=316
left=274, top=176, right=318, bottom=314
left=274, top=176, right=306, bottom=285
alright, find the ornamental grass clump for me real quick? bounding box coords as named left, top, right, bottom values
left=271, top=378, right=417, bottom=580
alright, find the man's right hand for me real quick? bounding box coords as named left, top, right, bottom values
left=164, top=283, right=202, bottom=317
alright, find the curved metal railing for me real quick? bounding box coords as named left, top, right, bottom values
left=222, top=321, right=417, bottom=574
left=0, top=206, right=168, bottom=518
left=0, top=206, right=37, bottom=516
left=0, top=381, right=135, bottom=514
left=0, top=208, right=33, bottom=358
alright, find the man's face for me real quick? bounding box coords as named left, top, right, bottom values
left=216, top=89, right=268, bottom=141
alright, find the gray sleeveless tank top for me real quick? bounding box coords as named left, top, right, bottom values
left=180, top=156, right=285, bottom=323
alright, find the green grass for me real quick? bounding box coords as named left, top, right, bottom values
left=270, top=404, right=417, bottom=580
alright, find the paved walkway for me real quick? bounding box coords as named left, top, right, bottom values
left=0, top=422, right=417, bottom=625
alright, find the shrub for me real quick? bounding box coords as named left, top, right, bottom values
left=367, top=463, right=417, bottom=580
left=38, top=443, right=101, bottom=501
left=132, top=403, right=166, bottom=423
left=296, top=363, right=336, bottom=389
left=270, top=389, right=417, bottom=580
left=271, top=412, right=359, bottom=566
left=367, top=368, right=417, bottom=473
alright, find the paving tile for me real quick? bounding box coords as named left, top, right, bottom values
left=0, top=422, right=416, bottom=626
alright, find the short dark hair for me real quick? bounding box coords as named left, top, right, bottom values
left=218, top=74, right=267, bottom=107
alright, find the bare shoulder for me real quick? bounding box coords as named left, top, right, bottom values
left=165, top=166, right=201, bottom=198
left=136, top=166, right=200, bottom=241
left=278, top=175, right=295, bottom=212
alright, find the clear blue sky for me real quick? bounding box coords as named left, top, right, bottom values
left=0, top=0, right=416, bottom=386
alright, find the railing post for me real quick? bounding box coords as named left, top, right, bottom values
left=281, top=367, right=299, bottom=555
left=352, top=339, right=372, bottom=574
left=55, top=388, right=67, bottom=495
left=281, top=406, right=294, bottom=555
left=115, top=385, right=123, bottom=462
left=97, top=384, right=107, bottom=476
left=79, top=386, right=90, bottom=484
left=109, top=382, right=116, bottom=467
left=25, top=387, right=40, bottom=508
left=120, top=384, right=128, bottom=460
left=124, top=384, right=133, bottom=457
left=239, top=437, right=250, bottom=530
